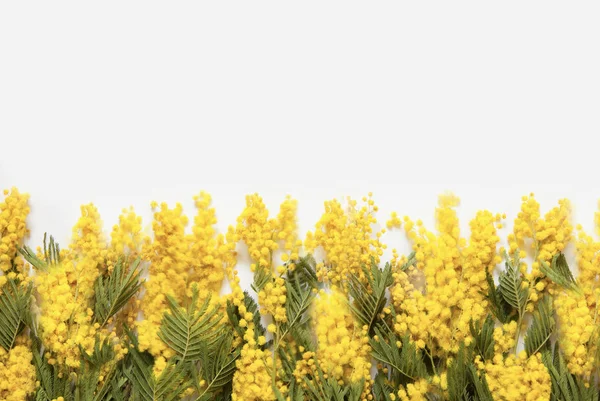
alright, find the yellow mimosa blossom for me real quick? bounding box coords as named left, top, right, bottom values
left=397, top=378, right=430, bottom=401
left=509, top=194, right=572, bottom=281
left=0, top=335, right=36, bottom=401
left=493, top=321, right=518, bottom=354
left=554, top=291, right=596, bottom=377
left=35, top=261, right=97, bottom=368
left=107, top=206, right=146, bottom=266
left=231, top=325, right=277, bottom=401
left=0, top=187, right=30, bottom=274
left=138, top=202, right=190, bottom=369
left=400, top=194, right=501, bottom=354
left=305, top=194, right=384, bottom=287
left=313, top=289, right=371, bottom=390
left=35, top=206, right=108, bottom=368
left=258, top=276, right=287, bottom=323
left=236, top=193, right=280, bottom=270
left=482, top=352, right=551, bottom=401
left=66, top=203, right=107, bottom=301
left=276, top=195, right=301, bottom=262
left=188, top=192, right=233, bottom=293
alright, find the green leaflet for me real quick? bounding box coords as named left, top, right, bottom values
left=158, top=285, right=221, bottom=362
left=0, top=278, right=32, bottom=351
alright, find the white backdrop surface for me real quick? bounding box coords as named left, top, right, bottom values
left=1, top=2, right=600, bottom=289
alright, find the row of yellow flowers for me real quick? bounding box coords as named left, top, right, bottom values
left=0, top=187, right=599, bottom=401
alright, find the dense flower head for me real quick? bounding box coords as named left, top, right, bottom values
left=236, top=193, right=280, bottom=270
left=391, top=268, right=430, bottom=349
left=0, top=335, right=36, bottom=401
left=396, top=378, right=430, bottom=401
left=276, top=195, right=301, bottom=262
left=231, top=325, right=277, bottom=401
left=305, top=194, right=385, bottom=287
left=138, top=201, right=190, bottom=365
left=554, top=290, right=596, bottom=377
left=480, top=352, right=551, bottom=401
left=493, top=321, right=518, bottom=354
left=188, top=191, right=234, bottom=293
left=236, top=194, right=300, bottom=324
left=35, top=261, right=97, bottom=367
left=65, top=203, right=108, bottom=301
left=258, top=275, right=287, bottom=323
left=34, top=205, right=111, bottom=368
left=509, top=194, right=572, bottom=281
left=400, top=194, right=501, bottom=354
left=574, top=210, right=600, bottom=307
left=108, top=206, right=146, bottom=266
left=313, top=289, right=372, bottom=386
left=0, top=187, right=30, bottom=274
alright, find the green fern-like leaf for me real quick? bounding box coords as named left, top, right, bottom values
left=348, top=260, right=394, bottom=335
left=125, top=341, right=191, bottom=401
left=524, top=295, right=555, bottom=357
left=251, top=263, right=272, bottom=293
left=195, top=331, right=240, bottom=401
left=446, top=344, right=470, bottom=401
left=76, top=344, right=116, bottom=401
left=0, top=278, right=32, bottom=351
left=287, top=254, right=319, bottom=290
left=372, top=372, right=395, bottom=401
left=301, top=359, right=363, bottom=401
left=31, top=336, right=73, bottom=401
left=484, top=271, right=512, bottom=324
left=370, top=327, right=428, bottom=386
left=541, top=253, right=581, bottom=294
left=158, top=285, right=221, bottom=362
left=400, top=251, right=417, bottom=271
left=498, top=251, right=528, bottom=317
left=19, top=233, right=61, bottom=271
left=468, top=365, right=493, bottom=401
left=542, top=343, right=597, bottom=401
left=470, top=314, right=495, bottom=362
left=226, top=291, right=267, bottom=347
left=94, top=257, right=143, bottom=328
left=276, top=263, right=317, bottom=350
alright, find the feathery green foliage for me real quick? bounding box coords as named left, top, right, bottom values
left=125, top=329, right=191, bottom=401
left=158, top=285, right=221, bottom=362
left=348, top=260, right=394, bottom=335
left=541, top=253, right=581, bottom=294
left=251, top=263, right=272, bottom=293
left=542, top=344, right=598, bottom=401
left=76, top=337, right=126, bottom=401
left=301, top=359, right=365, bottom=401
left=524, top=295, right=555, bottom=357
left=19, top=233, right=60, bottom=271
left=370, top=327, right=428, bottom=386
left=470, top=314, right=495, bottom=362
left=195, top=331, right=240, bottom=401
left=468, top=365, right=494, bottom=401
left=498, top=250, right=528, bottom=318
left=278, top=256, right=318, bottom=350
left=372, top=372, right=395, bottom=401
left=31, top=336, right=74, bottom=401
left=94, top=257, right=143, bottom=328
left=0, top=278, right=32, bottom=351
left=446, top=345, right=470, bottom=401
left=484, top=270, right=512, bottom=324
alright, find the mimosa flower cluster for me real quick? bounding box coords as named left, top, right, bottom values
left=1, top=187, right=600, bottom=401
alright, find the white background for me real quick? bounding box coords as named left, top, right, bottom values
left=1, top=2, right=600, bottom=286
